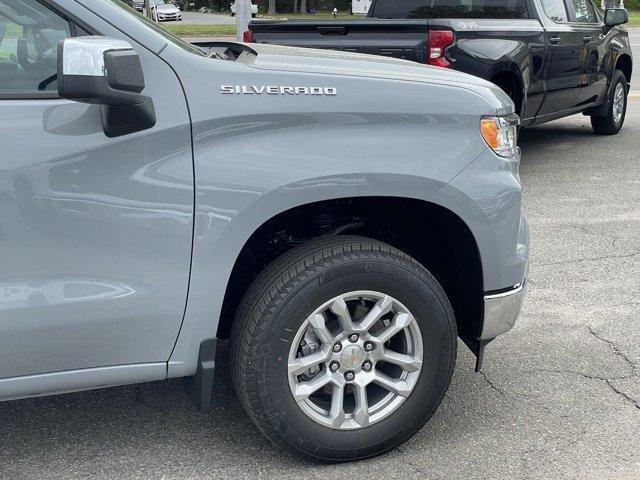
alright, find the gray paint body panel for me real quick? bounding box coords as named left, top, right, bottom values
left=0, top=0, right=528, bottom=397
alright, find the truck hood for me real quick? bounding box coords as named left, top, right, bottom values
left=244, top=42, right=511, bottom=110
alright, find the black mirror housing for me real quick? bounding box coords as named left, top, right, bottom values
left=604, top=8, right=628, bottom=28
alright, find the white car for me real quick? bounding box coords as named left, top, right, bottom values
left=152, top=2, right=182, bottom=21
left=230, top=2, right=258, bottom=17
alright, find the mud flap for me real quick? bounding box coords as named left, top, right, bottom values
left=183, top=338, right=217, bottom=413
left=474, top=339, right=493, bottom=373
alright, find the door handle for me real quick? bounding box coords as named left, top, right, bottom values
left=583, top=36, right=594, bottom=42
left=549, top=37, right=562, bottom=45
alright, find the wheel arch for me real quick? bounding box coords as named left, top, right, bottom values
left=615, top=53, right=632, bottom=86
left=215, top=196, right=485, bottom=353
left=490, top=66, right=525, bottom=116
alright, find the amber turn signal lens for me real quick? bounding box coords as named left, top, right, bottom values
left=480, top=118, right=499, bottom=150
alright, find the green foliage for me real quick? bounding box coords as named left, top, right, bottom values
left=3, top=23, right=23, bottom=39
left=625, top=0, right=640, bottom=10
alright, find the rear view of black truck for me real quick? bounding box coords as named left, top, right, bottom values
left=245, top=0, right=632, bottom=132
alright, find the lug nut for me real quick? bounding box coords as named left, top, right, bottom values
left=329, top=361, right=340, bottom=372
left=364, top=341, right=375, bottom=352
left=348, top=333, right=359, bottom=343
left=332, top=343, right=342, bottom=353
left=344, top=371, right=355, bottom=382
left=362, top=361, right=372, bottom=372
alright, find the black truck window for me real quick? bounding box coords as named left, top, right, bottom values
left=570, top=0, right=598, bottom=22
left=371, top=0, right=529, bottom=19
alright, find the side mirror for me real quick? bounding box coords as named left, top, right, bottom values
left=604, top=8, right=628, bottom=28
left=58, top=37, right=156, bottom=137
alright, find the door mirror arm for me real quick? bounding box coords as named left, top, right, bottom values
left=57, top=37, right=156, bottom=137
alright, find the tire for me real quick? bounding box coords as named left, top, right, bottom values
left=230, top=236, right=457, bottom=461
left=591, top=69, right=628, bottom=135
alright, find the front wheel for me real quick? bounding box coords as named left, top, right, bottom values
left=230, top=236, right=457, bottom=461
left=591, top=70, right=628, bottom=135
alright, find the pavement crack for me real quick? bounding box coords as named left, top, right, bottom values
left=478, top=371, right=506, bottom=397
left=521, top=368, right=632, bottom=382
left=520, top=368, right=640, bottom=411
left=606, top=380, right=640, bottom=410
left=586, top=326, right=638, bottom=375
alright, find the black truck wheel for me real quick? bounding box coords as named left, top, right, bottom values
left=591, top=70, right=628, bottom=135
left=230, top=236, right=457, bottom=461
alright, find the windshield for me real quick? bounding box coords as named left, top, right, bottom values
left=371, top=0, right=529, bottom=19
left=106, top=0, right=204, bottom=56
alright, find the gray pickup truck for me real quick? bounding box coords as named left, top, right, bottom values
left=0, top=0, right=528, bottom=461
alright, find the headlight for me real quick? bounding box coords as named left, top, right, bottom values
left=480, top=114, right=520, bottom=157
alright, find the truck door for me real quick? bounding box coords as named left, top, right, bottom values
left=538, top=0, right=583, bottom=116
left=566, top=0, right=608, bottom=106
left=0, top=0, right=193, bottom=381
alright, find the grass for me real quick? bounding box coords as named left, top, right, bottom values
left=161, top=23, right=236, bottom=36
left=628, top=11, right=640, bottom=26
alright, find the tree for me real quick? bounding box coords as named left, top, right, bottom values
left=268, top=0, right=277, bottom=13
left=300, top=0, right=307, bottom=13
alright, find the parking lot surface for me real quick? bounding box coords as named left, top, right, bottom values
left=1, top=101, right=639, bottom=479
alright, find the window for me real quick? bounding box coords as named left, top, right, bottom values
left=0, top=0, right=71, bottom=94
left=571, top=0, right=597, bottom=22
left=371, top=0, right=529, bottom=19
left=541, top=0, right=569, bottom=21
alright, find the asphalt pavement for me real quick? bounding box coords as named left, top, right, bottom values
left=0, top=104, right=639, bottom=479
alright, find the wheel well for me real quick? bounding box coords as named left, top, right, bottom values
left=616, top=54, right=632, bottom=85
left=217, top=197, right=484, bottom=349
left=491, top=71, right=523, bottom=116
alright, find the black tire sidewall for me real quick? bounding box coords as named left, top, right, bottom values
left=255, top=256, right=456, bottom=460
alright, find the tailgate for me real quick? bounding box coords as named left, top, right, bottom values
left=249, top=19, right=429, bottom=63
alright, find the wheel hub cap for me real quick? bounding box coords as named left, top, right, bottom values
left=287, top=291, right=424, bottom=430
left=341, top=345, right=364, bottom=369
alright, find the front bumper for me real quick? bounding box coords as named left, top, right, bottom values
left=480, top=279, right=527, bottom=340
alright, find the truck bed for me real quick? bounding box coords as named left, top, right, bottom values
left=249, top=19, right=432, bottom=63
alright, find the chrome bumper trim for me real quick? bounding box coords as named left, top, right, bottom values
left=480, top=280, right=526, bottom=340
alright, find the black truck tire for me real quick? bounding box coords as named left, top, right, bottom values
left=591, top=70, right=628, bottom=135
left=230, top=236, right=457, bottom=461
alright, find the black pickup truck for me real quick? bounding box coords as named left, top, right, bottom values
left=246, top=0, right=633, bottom=134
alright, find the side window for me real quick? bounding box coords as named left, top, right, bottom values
left=541, top=0, right=569, bottom=21
left=571, top=0, right=598, bottom=22
left=0, top=0, right=72, bottom=95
